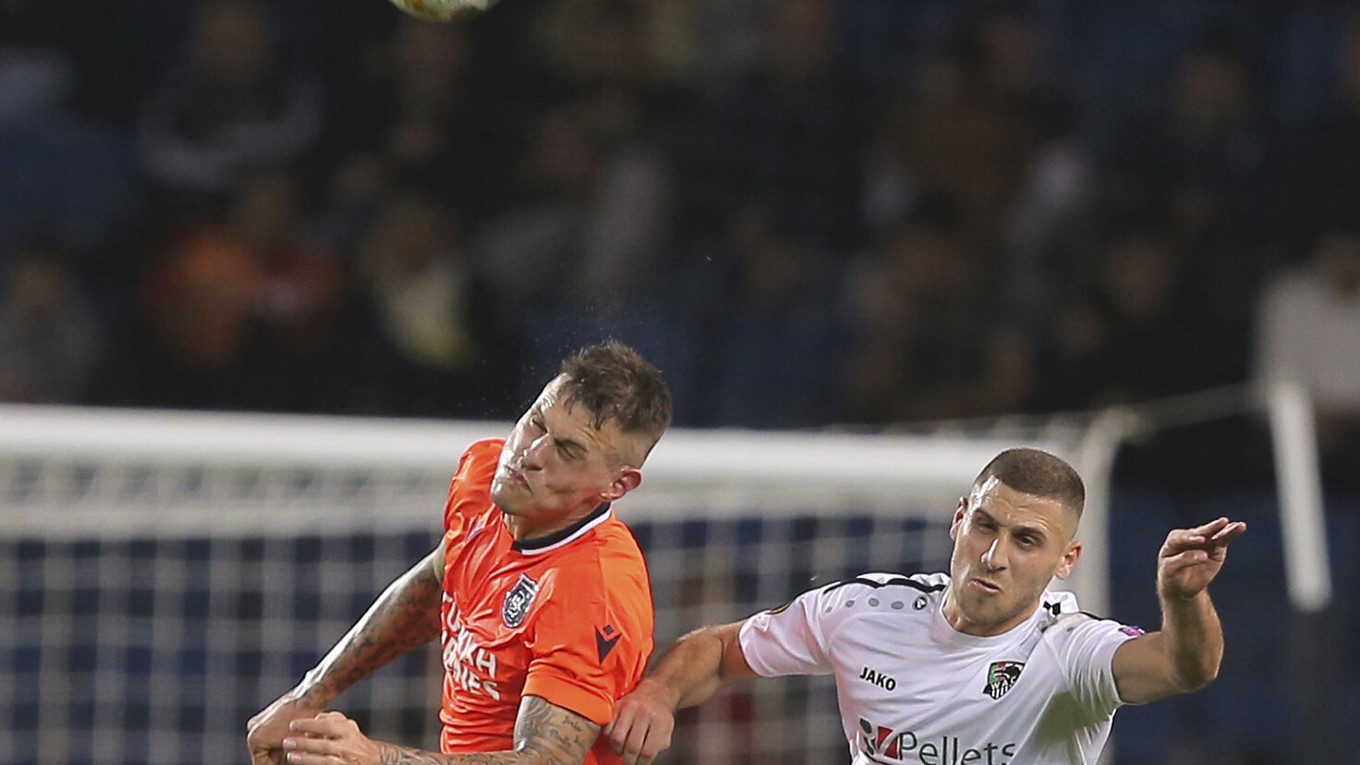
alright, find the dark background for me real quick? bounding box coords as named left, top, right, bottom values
left=2, top=1, right=1358, bottom=763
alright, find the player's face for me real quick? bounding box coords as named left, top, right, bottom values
left=491, top=375, right=641, bottom=538
left=943, top=477, right=1082, bottom=637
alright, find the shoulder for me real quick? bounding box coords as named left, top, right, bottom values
left=777, top=571, right=946, bottom=623
left=822, top=571, right=949, bottom=599
left=450, top=439, right=504, bottom=493
left=548, top=518, right=650, bottom=597
left=444, top=438, right=504, bottom=530
left=1038, top=596, right=1145, bottom=649
left=742, top=572, right=942, bottom=655
left=459, top=438, right=504, bottom=473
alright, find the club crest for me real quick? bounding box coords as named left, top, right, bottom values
left=502, top=574, right=540, bottom=628
left=983, top=661, right=1024, bottom=700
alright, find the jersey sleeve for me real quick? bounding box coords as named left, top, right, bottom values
left=1046, top=613, right=1142, bottom=717
left=521, top=563, right=653, bottom=726
left=737, top=584, right=837, bottom=678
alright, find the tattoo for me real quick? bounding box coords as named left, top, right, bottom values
left=512, top=696, right=599, bottom=763
left=307, top=551, right=444, bottom=701
left=371, top=697, right=600, bottom=765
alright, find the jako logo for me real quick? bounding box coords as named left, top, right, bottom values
left=858, top=666, right=897, bottom=691
left=857, top=718, right=1017, bottom=764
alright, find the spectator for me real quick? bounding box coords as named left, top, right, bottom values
left=839, top=196, right=1031, bottom=425
left=326, top=17, right=496, bottom=226
left=477, top=89, right=672, bottom=305
left=1105, top=32, right=1275, bottom=378
left=1038, top=225, right=1204, bottom=411
left=91, top=165, right=342, bottom=412
left=1255, top=222, right=1360, bottom=483
left=139, top=0, right=324, bottom=201
left=344, top=192, right=517, bottom=419
left=90, top=220, right=268, bottom=411
left=690, top=0, right=866, bottom=246
left=696, top=205, right=847, bottom=429
left=1291, top=16, right=1360, bottom=232
left=0, top=239, right=98, bottom=403
left=866, top=12, right=1047, bottom=249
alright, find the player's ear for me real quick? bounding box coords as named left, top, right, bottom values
left=1053, top=540, right=1083, bottom=580
left=602, top=467, right=642, bottom=501
left=949, top=497, right=967, bottom=540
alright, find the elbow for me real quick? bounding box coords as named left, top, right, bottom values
left=1173, top=658, right=1221, bottom=693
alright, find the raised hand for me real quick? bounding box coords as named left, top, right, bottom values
left=1156, top=517, right=1247, bottom=600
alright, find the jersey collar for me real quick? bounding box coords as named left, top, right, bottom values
left=511, top=502, right=612, bottom=555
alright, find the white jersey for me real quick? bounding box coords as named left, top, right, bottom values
left=738, top=572, right=1143, bottom=765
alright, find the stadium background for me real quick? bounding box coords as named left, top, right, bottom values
left=2, top=1, right=1359, bottom=763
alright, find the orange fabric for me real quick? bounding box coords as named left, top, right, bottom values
left=438, top=439, right=654, bottom=764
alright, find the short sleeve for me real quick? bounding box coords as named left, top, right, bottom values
left=522, top=565, right=653, bottom=726
left=738, top=585, right=836, bottom=678
left=1047, top=614, right=1141, bottom=717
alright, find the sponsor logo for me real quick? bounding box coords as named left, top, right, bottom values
left=982, top=661, right=1024, bottom=700
left=858, top=666, right=897, bottom=691
left=442, top=596, right=502, bottom=701
left=857, top=718, right=1018, bottom=764
left=501, top=573, right=540, bottom=628
left=1119, top=624, right=1146, bottom=636
left=595, top=624, right=622, bottom=662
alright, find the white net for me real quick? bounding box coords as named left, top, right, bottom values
left=0, top=405, right=1097, bottom=765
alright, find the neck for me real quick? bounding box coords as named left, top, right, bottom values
left=503, top=501, right=608, bottom=543
left=940, top=591, right=1037, bottom=637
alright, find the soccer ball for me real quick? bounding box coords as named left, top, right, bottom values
left=388, top=0, right=500, bottom=22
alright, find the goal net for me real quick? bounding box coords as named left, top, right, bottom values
left=0, top=405, right=1099, bottom=765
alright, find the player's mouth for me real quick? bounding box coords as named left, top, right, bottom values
left=498, top=466, right=531, bottom=490
left=969, top=577, right=1002, bottom=594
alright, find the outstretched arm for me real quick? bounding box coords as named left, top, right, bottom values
left=281, top=695, right=601, bottom=765
left=605, top=622, right=760, bottom=765
left=247, top=542, right=446, bottom=764
left=1112, top=517, right=1247, bottom=704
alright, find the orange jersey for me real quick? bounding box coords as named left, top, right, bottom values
left=438, top=439, right=655, bottom=764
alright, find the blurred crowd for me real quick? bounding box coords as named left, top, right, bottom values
left=2, top=0, right=1359, bottom=478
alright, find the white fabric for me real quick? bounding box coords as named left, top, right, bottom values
left=738, top=572, right=1139, bottom=765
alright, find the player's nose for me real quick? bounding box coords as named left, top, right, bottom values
left=521, top=435, right=550, bottom=469
left=981, top=539, right=1007, bottom=570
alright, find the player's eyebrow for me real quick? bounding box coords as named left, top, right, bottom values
left=974, top=507, right=1048, bottom=540
left=539, top=411, right=589, bottom=459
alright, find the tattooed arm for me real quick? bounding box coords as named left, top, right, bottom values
left=247, top=543, right=446, bottom=765
left=281, top=696, right=600, bottom=765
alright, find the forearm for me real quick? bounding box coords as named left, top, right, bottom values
left=1157, top=590, right=1224, bottom=690
left=297, top=552, right=444, bottom=704
left=371, top=746, right=542, bottom=765
left=641, top=622, right=753, bottom=711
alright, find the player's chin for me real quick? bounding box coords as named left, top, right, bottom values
left=490, top=482, right=529, bottom=512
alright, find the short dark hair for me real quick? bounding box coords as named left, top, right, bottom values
left=972, top=448, right=1085, bottom=516
left=558, top=340, right=673, bottom=461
